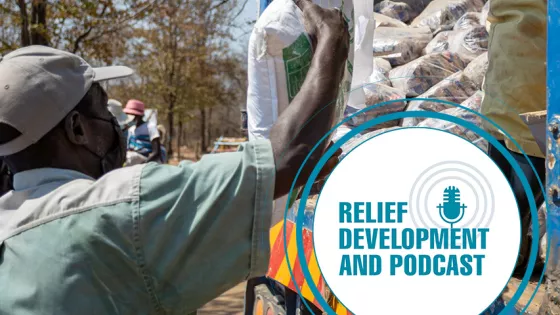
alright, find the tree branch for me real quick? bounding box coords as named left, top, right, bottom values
left=72, top=27, right=93, bottom=53
left=17, top=0, right=30, bottom=46
left=210, top=0, right=230, bottom=11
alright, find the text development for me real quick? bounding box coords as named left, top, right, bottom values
left=337, top=202, right=488, bottom=277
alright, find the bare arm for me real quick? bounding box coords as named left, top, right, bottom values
left=270, top=0, right=349, bottom=199
left=147, top=138, right=162, bottom=162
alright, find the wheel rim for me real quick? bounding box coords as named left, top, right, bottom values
left=265, top=304, right=274, bottom=315
left=254, top=297, right=264, bottom=315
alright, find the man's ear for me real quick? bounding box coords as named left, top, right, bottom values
left=64, top=111, right=88, bottom=146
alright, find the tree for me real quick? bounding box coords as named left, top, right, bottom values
left=0, top=0, right=250, bottom=160
left=112, top=0, right=248, bottom=157
left=0, top=0, right=157, bottom=63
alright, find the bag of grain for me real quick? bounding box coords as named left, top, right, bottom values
left=424, top=26, right=488, bottom=62
left=446, top=25, right=488, bottom=62
left=369, top=57, right=393, bottom=86
left=389, top=51, right=468, bottom=97
left=424, top=30, right=452, bottom=54
left=401, top=70, right=478, bottom=126
left=373, top=26, right=433, bottom=66
left=414, top=91, right=487, bottom=151
left=374, top=57, right=393, bottom=76
left=247, top=0, right=376, bottom=208
left=397, top=0, right=436, bottom=17
left=345, top=77, right=406, bottom=131
left=374, top=13, right=409, bottom=28
left=411, top=0, right=485, bottom=32
left=453, top=12, right=482, bottom=30
left=480, top=0, right=490, bottom=32
left=246, top=0, right=357, bottom=141
left=375, top=1, right=415, bottom=23
left=463, top=51, right=488, bottom=89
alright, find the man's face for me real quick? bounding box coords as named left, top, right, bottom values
left=80, top=86, right=126, bottom=175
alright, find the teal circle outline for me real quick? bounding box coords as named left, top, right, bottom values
left=284, top=109, right=540, bottom=315
left=277, top=97, right=546, bottom=314
left=310, top=126, right=521, bottom=315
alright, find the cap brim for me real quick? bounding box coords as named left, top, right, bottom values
left=93, top=66, right=134, bottom=82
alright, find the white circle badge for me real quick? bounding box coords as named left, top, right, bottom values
left=313, top=128, right=520, bottom=315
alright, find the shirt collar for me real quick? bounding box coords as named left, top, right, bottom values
left=13, top=168, right=94, bottom=191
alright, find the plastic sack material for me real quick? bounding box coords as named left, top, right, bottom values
left=246, top=0, right=376, bottom=208
left=453, top=12, right=481, bottom=30
left=374, top=1, right=415, bottom=23
left=373, top=26, right=433, bottom=66
left=424, top=26, right=488, bottom=62
left=446, top=25, right=488, bottom=62
left=332, top=124, right=353, bottom=144
left=424, top=30, right=452, bottom=54
left=411, top=0, right=486, bottom=32
left=374, top=57, right=393, bottom=76
left=370, top=57, right=393, bottom=86
left=246, top=0, right=356, bottom=141
left=345, top=80, right=406, bottom=130
left=401, top=70, right=478, bottom=126
left=414, top=91, right=487, bottom=151
left=394, top=0, right=435, bottom=17
left=463, top=52, right=488, bottom=90
left=389, top=51, right=468, bottom=97
left=374, top=13, right=408, bottom=28
left=340, top=126, right=402, bottom=158
left=480, top=1, right=490, bottom=32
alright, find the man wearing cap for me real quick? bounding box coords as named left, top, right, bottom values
left=123, top=99, right=163, bottom=165
left=0, top=1, right=348, bottom=314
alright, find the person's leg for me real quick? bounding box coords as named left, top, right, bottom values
left=488, top=141, right=546, bottom=272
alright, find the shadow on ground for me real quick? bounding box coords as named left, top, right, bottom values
left=198, top=282, right=246, bottom=315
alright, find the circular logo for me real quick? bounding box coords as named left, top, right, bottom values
left=313, top=128, right=520, bottom=315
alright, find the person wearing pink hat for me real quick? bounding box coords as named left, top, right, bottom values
left=123, top=99, right=162, bottom=164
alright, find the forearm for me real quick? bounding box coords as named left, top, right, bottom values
left=270, top=39, right=346, bottom=198
left=147, top=139, right=162, bottom=162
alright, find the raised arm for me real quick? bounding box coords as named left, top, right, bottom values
left=270, top=0, right=349, bottom=199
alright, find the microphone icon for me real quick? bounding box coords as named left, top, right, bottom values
left=437, top=186, right=467, bottom=229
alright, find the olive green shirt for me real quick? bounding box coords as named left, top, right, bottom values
left=481, top=0, right=547, bottom=158
left=0, top=140, right=275, bottom=315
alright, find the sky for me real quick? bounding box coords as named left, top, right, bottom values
left=231, top=0, right=258, bottom=53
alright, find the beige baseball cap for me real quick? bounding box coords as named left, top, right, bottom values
left=0, top=45, right=134, bottom=156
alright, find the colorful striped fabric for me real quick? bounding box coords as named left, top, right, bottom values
left=267, top=219, right=352, bottom=315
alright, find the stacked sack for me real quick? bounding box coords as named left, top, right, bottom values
left=339, top=0, right=489, bottom=155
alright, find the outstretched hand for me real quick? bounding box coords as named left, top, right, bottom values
left=317, top=141, right=342, bottom=180
left=295, top=0, right=350, bottom=56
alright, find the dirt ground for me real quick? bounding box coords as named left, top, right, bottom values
left=504, top=276, right=546, bottom=314
left=198, top=282, right=246, bottom=314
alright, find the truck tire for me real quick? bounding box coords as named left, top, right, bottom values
left=253, top=284, right=286, bottom=315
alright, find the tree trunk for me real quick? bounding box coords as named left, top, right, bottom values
left=167, top=105, right=175, bottom=157
left=17, top=0, right=30, bottom=46
left=208, top=107, right=213, bottom=147
left=177, top=115, right=183, bottom=160
left=31, top=0, right=49, bottom=46
left=200, top=107, right=207, bottom=154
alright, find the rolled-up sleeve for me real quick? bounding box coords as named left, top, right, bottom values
left=135, top=139, right=275, bottom=314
